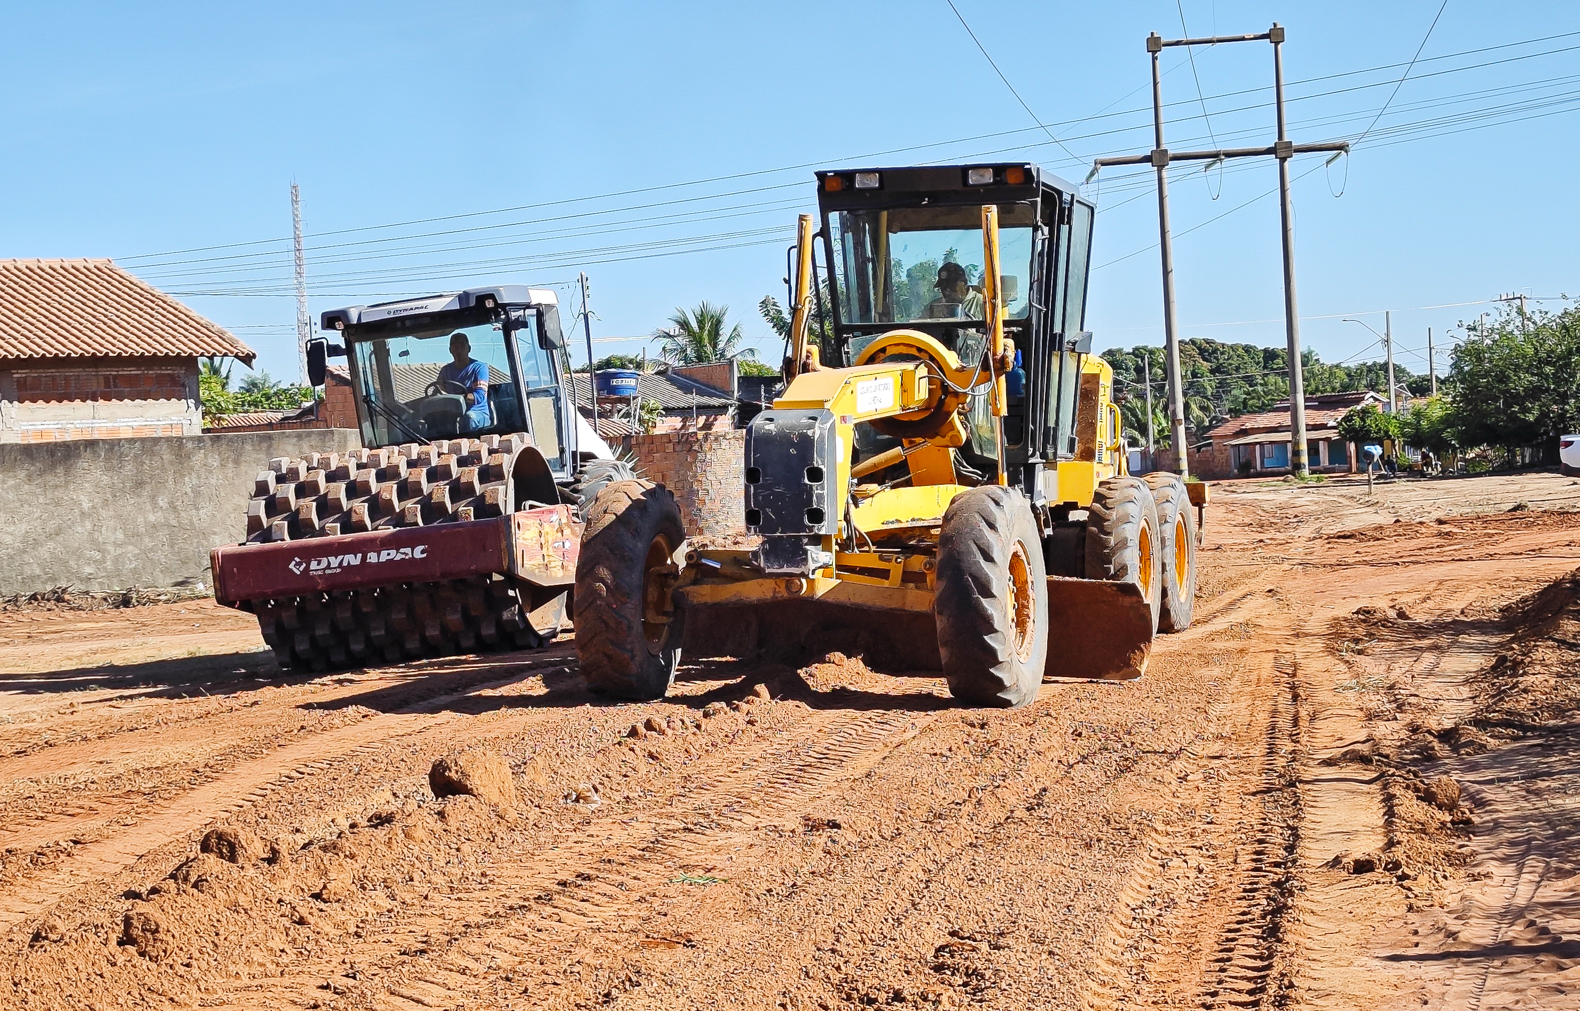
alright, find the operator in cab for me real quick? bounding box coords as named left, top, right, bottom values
left=926, top=262, right=984, bottom=320
left=438, top=332, right=491, bottom=432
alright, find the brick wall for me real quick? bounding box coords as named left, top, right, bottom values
left=0, top=356, right=202, bottom=443
left=1153, top=443, right=1238, bottom=480
left=629, top=429, right=745, bottom=538
left=669, top=362, right=735, bottom=396
left=320, top=370, right=359, bottom=430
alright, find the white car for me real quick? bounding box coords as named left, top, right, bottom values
left=1561, top=434, right=1580, bottom=476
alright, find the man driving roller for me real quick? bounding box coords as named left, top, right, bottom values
left=437, top=332, right=491, bottom=432
left=925, top=261, right=985, bottom=319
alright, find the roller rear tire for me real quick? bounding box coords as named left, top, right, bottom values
left=1085, top=477, right=1163, bottom=634
left=1143, top=473, right=1197, bottom=633
left=934, top=486, right=1048, bottom=708
left=574, top=480, right=686, bottom=700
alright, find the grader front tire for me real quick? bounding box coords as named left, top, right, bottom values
left=934, top=486, right=1049, bottom=708
left=573, top=480, right=686, bottom=701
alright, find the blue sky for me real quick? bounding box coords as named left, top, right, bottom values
left=1, top=1, right=1576, bottom=385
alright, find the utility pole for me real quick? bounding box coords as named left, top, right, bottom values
left=1385, top=310, right=1396, bottom=413
left=1143, top=355, right=1156, bottom=464
left=1497, top=292, right=1530, bottom=334
left=1427, top=327, right=1436, bottom=398
left=1271, top=25, right=1311, bottom=475
left=1089, top=23, right=1347, bottom=479
left=1145, top=34, right=1188, bottom=478
left=291, top=182, right=310, bottom=386
left=579, top=272, right=598, bottom=439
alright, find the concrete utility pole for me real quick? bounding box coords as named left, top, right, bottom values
left=1089, top=23, right=1347, bottom=479
left=1497, top=292, right=1531, bottom=334
left=1385, top=310, right=1396, bottom=413
left=1427, top=327, right=1436, bottom=397
left=1143, top=355, right=1156, bottom=462
left=579, top=272, right=599, bottom=438
left=291, top=182, right=310, bottom=386
left=1145, top=35, right=1189, bottom=477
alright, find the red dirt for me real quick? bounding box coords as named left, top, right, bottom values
left=6, top=470, right=1580, bottom=1009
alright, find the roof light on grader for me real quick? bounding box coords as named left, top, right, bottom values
left=823, top=175, right=845, bottom=192
left=1003, top=166, right=1027, bottom=185
left=966, top=167, right=995, bottom=185
left=853, top=172, right=881, bottom=190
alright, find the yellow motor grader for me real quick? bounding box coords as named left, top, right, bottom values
left=575, top=163, right=1205, bottom=707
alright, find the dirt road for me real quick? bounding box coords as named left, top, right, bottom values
left=6, top=471, right=1580, bottom=1009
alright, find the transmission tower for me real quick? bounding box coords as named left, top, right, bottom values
left=291, top=182, right=311, bottom=385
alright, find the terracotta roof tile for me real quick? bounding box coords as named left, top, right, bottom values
left=1205, top=391, right=1383, bottom=441
left=0, top=259, right=255, bottom=363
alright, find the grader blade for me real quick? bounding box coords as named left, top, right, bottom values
left=679, top=599, right=943, bottom=673
left=1044, top=577, right=1154, bottom=681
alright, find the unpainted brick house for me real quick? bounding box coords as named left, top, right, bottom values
left=0, top=259, right=255, bottom=443
left=1194, top=390, right=1386, bottom=478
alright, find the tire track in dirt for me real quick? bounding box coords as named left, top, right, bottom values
left=207, top=704, right=935, bottom=1009
left=1079, top=605, right=1301, bottom=1011
left=0, top=649, right=576, bottom=931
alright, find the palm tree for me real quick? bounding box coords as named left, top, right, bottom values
left=200, top=357, right=233, bottom=390
left=238, top=371, right=284, bottom=395
left=653, top=301, right=757, bottom=365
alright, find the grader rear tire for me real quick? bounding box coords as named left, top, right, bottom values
left=1085, top=477, right=1163, bottom=634
left=574, top=480, right=686, bottom=700
left=934, top=486, right=1049, bottom=708
left=1143, top=473, right=1197, bottom=633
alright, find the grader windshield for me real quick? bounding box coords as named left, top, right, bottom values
left=827, top=203, right=1035, bottom=326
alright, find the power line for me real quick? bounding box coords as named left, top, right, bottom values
left=944, top=0, right=1085, bottom=166
left=118, top=28, right=1580, bottom=268
left=1357, top=0, right=1452, bottom=143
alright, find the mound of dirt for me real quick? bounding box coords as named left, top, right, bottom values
left=1324, top=509, right=1580, bottom=544
left=429, top=749, right=518, bottom=809
left=1471, top=567, right=1580, bottom=730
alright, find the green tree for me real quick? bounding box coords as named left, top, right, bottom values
left=760, top=278, right=836, bottom=367
left=1445, top=305, right=1580, bottom=465
left=237, top=371, right=284, bottom=395
left=1337, top=402, right=1400, bottom=452
left=653, top=301, right=757, bottom=366
left=574, top=353, right=649, bottom=373
left=1400, top=396, right=1458, bottom=460
left=199, top=367, right=316, bottom=423
left=200, top=356, right=234, bottom=389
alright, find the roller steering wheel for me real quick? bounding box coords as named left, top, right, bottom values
left=424, top=379, right=470, bottom=397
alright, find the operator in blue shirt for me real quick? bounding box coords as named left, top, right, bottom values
left=438, top=332, right=491, bottom=432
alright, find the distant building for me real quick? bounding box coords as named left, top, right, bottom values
left=1194, top=391, right=1389, bottom=478
left=570, top=363, right=738, bottom=436
left=0, top=259, right=255, bottom=443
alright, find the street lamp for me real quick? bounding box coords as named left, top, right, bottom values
left=1342, top=317, right=1404, bottom=413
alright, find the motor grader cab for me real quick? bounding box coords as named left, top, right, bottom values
left=574, top=163, right=1203, bottom=707
left=210, top=286, right=634, bottom=672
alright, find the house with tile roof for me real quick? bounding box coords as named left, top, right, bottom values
left=1194, top=390, right=1389, bottom=479
left=568, top=363, right=738, bottom=436
left=0, top=259, right=255, bottom=443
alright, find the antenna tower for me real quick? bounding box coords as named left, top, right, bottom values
left=291, top=182, right=311, bottom=384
